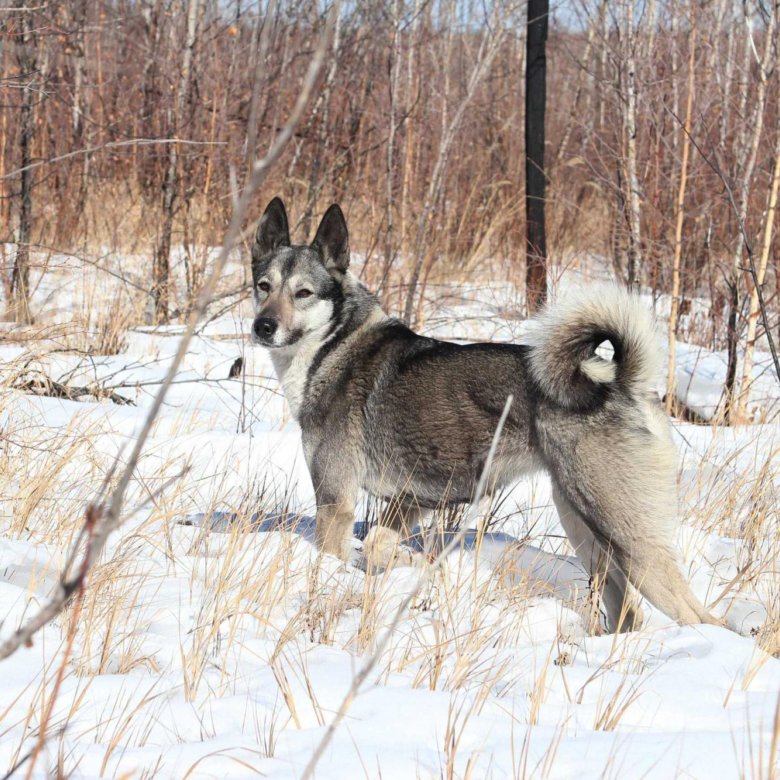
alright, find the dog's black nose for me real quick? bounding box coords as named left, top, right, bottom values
left=253, top=317, right=277, bottom=340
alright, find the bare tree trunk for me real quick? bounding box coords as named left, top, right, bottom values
left=555, top=0, right=601, bottom=167
left=669, top=5, right=680, bottom=162
left=244, top=0, right=276, bottom=178
left=382, top=0, right=403, bottom=284
left=622, top=0, right=642, bottom=290
left=153, top=0, right=201, bottom=324
left=666, top=2, right=696, bottom=416
left=720, top=8, right=736, bottom=151
left=70, top=0, right=87, bottom=144
left=438, top=0, right=456, bottom=203
left=70, top=0, right=90, bottom=218
left=11, top=1, right=36, bottom=324
left=597, top=0, right=609, bottom=131
left=301, top=12, right=342, bottom=236
left=643, top=0, right=658, bottom=66
left=525, top=0, right=549, bottom=312
left=736, top=80, right=780, bottom=419
left=724, top=2, right=775, bottom=421
left=139, top=0, right=164, bottom=196
left=398, top=0, right=422, bottom=275
left=0, top=90, right=8, bottom=302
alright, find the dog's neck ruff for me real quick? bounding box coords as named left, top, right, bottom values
left=270, top=328, right=329, bottom=418
left=270, top=276, right=387, bottom=419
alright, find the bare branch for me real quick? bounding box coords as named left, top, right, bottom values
left=0, top=139, right=226, bottom=181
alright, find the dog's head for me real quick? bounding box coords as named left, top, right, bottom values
left=250, top=198, right=349, bottom=349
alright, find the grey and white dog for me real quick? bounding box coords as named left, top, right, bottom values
left=249, top=197, right=717, bottom=632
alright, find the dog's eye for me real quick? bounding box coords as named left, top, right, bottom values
left=258, top=281, right=270, bottom=293
left=295, top=289, right=313, bottom=299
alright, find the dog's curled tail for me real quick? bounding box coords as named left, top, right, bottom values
left=526, top=284, right=661, bottom=409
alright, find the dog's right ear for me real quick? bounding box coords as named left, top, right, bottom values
left=253, top=197, right=290, bottom=260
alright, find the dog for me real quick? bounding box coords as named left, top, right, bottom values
left=249, top=197, right=718, bottom=632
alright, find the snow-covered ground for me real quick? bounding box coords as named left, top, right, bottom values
left=0, top=254, right=779, bottom=778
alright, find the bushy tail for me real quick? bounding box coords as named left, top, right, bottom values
left=526, top=285, right=661, bottom=410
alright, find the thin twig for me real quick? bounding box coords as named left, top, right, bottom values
left=0, top=139, right=225, bottom=181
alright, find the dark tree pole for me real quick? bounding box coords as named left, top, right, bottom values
left=12, top=1, right=36, bottom=324
left=525, top=0, right=548, bottom=313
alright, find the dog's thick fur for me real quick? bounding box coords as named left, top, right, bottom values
left=249, top=198, right=718, bottom=632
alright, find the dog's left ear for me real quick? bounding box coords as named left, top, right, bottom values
left=312, top=204, right=349, bottom=273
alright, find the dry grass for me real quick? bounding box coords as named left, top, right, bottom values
left=0, top=265, right=778, bottom=777
left=1, top=407, right=778, bottom=776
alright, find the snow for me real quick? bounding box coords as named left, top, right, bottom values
left=1, top=262, right=779, bottom=778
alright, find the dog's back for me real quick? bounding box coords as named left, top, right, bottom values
left=303, top=286, right=658, bottom=510
left=304, top=283, right=717, bottom=629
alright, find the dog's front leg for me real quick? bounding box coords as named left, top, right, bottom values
left=314, top=490, right=357, bottom=560
left=305, top=432, right=362, bottom=561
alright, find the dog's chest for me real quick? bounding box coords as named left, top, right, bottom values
left=273, top=341, right=321, bottom=418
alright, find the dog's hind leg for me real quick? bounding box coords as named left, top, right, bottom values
left=619, top=550, right=716, bottom=625
left=555, top=473, right=719, bottom=627
left=604, top=535, right=718, bottom=627
left=538, top=396, right=720, bottom=627
left=552, top=485, right=644, bottom=633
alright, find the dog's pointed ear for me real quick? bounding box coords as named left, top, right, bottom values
left=311, top=204, right=349, bottom=273
left=254, top=197, right=290, bottom=258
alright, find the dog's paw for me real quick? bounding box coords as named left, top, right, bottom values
left=363, top=526, right=402, bottom=568
left=362, top=526, right=424, bottom=571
